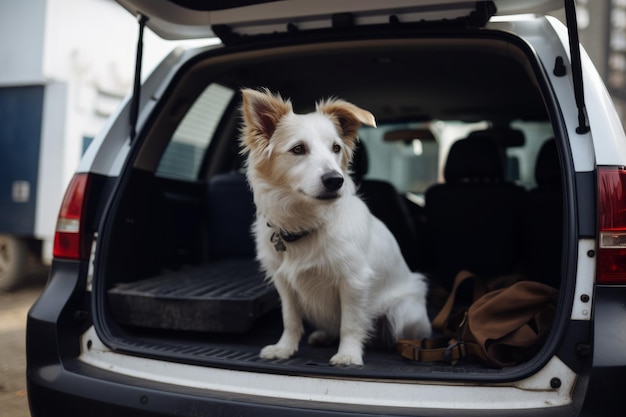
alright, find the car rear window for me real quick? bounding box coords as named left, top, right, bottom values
left=156, top=83, right=235, bottom=180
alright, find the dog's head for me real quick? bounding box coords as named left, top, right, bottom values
left=240, top=88, right=376, bottom=201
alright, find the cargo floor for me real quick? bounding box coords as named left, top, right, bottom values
left=105, top=259, right=510, bottom=379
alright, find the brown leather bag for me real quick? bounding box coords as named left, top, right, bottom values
left=397, top=271, right=559, bottom=368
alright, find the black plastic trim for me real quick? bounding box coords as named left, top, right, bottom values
left=212, top=1, right=497, bottom=45
left=27, top=260, right=90, bottom=370
left=578, top=286, right=626, bottom=417
left=575, top=171, right=597, bottom=238
left=589, top=286, right=626, bottom=367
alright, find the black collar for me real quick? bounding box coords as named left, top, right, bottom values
left=267, top=223, right=313, bottom=251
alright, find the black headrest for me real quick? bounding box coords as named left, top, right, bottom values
left=350, top=141, right=369, bottom=184
left=535, top=139, right=560, bottom=186
left=444, top=137, right=504, bottom=183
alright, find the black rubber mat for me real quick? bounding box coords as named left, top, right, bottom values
left=108, top=258, right=278, bottom=333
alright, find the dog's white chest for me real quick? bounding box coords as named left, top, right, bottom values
left=284, top=264, right=342, bottom=332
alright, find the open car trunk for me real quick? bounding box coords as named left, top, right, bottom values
left=92, top=21, right=572, bottom=380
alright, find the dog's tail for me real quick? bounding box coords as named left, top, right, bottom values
left=385, top=274, right=432, bottom=342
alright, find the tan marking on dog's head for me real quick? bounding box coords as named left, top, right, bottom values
left=239, top=88, right=377, bottom=186
left=316, top=99, right=376, bottom=168
left=240, top=88, right=293, bottom=159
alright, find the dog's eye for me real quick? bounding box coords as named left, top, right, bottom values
left=332, top=143, right=341, bottom=154
left=290, top=144, right=305, bottom=155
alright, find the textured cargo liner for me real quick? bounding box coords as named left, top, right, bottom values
left=108, top=258, right=279, bottom=333
left=107, top=305, right=507, bottom=379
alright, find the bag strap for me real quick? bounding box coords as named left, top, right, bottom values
left=397, top=312, right=485, bottom=365
left=401, top=271, right=480, bottom=365
left=431, top=270, right=484, bottom=333
left=397, top=339, right=486, bottom=365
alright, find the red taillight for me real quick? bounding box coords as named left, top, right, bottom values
left=597, top=167, right=626, bottom=283
left=53, top=173, right=90, bottom=260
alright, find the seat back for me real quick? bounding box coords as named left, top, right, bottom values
left=523, top=139, right=562, bottom=287
left=351, top=142, right=421, bottom=270
left=425, top=136, right=526, bottom=289
left=207, top=172, right=256, bottom=260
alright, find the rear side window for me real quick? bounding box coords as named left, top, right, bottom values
left=359, top=120, right=554, bottom=196
left=156, top=83, right=235, bottom=180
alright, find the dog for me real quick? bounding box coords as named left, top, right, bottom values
left=239, top=88, right=431, bottom=366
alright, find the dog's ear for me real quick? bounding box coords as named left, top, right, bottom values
left=241, top=88, right=292, bottom=150
left=317, top=99, right=376, bottom=145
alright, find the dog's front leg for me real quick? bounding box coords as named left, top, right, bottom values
left=260, top=278, right=304, bottom=360
left=330, top=278, right=372, bottom=366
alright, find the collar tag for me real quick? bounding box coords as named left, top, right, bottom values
left=268, top=223, right=312, bottom=251
left=271, top=232, right=287, bottom=252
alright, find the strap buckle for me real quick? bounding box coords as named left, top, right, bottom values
left=443, top=340, right=466, bottom=364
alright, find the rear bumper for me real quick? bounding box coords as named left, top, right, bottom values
left=578, top=285, right=626, bottom=416
left=28, top=359, right=580, bottom=417
left=28, top=360, right=384, bottom=417
left=580, top=365, right=626, bottom=417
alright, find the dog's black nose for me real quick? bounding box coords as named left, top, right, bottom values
left=321, top=171, right=344, bottom=191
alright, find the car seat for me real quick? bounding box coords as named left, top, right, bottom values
left=424, top=136, right=526, bottom=290
left=523, top=139, right=562, bottom=288
left=207, top=172, right=256, bottom=260
left=350, top=141, right=422, bottom=270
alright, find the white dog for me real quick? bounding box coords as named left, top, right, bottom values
left=240, top=88, right=431, bottom=366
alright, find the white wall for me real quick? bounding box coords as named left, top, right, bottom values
left=0, top=0, right=47, bottom=85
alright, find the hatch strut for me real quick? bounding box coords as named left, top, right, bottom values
left=563, top=0, right=590, bottom=134
left=130, top=14, right=148, bottom=142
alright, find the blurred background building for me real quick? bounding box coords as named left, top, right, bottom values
left=0, top=0, right=216, bottom=290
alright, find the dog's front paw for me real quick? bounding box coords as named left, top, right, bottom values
left=330, top=351, right=364, bottom=366
left=260, top=343, right=297, bottom=360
